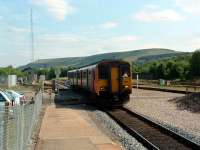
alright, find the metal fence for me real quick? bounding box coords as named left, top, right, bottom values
left=0, top=90, right=43, bottom=150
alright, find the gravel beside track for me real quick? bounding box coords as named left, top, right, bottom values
left=94, top=110, right=147, bottom=150
left=126, top=89, right=200, bottom=144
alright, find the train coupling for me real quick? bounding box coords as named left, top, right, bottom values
left=113, top=95, right=119, bottom=102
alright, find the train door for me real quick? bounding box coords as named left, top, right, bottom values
left=72, top=72, right=74, bottom=85
left=80, top=70, right=83, bottom=86
left=76, top=71, right=78, bottom=85
left=92, top=70, right=95, bottom=92
left=86, top=69, right=89, bottom=88
left=110, top=66, right=119, bottom=93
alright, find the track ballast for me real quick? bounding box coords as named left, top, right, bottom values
left=106, top=108, right=200, bottom=150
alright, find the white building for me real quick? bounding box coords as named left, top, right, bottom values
left=8, top=75, right=17, bottom=87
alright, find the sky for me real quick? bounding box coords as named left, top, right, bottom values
left=0, top=0, right=200, bottom=67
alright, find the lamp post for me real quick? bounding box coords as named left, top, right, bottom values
left=136, top=72, right=139, bottom=89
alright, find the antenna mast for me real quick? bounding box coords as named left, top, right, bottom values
left=30, top=8, right=34, bottom=62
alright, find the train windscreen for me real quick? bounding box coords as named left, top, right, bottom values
left=120, top=65, right=130, bottom=77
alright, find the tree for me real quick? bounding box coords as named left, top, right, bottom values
left=149, top=62, right=158, bottom=78
left=0, top=66, right=27, bottom=77
left=48, top=67, right=56, bottom=79
left=190, top=51, right=200, bottom=76
left=37, top=68, right=48, bottom=76
left=165, top=60, right=174, bottom=79
left=60, top=66, right=76, bottom=77
left=132, top=63, right=142, bottom=73
left=0, top=68, right=7, bottom=75
left=156, top=63, right=166, bottom=78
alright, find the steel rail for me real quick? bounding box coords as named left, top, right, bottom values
left=132, top=85, right=194, bottom=94
left=105, top=107, right=200, bottom=150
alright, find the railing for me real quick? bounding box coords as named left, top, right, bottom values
left=0, top=90, right=43, bottom=150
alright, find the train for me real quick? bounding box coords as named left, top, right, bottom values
left=68, top=60, right=132, bottom=106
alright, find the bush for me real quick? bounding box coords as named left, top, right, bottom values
left=0, top=66, right=27, bottom=77
left=190, top=51, right=200, bottom=77
left=132, top=54, right=192, bottom=80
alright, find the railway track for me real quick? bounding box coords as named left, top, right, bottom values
left=106, top=108, right=200, bottom=150
left=55, top=81, right=200, bottom=149
left=133, top=85, right=190, bottom=94
left=133, top=85, right=200, bottom=94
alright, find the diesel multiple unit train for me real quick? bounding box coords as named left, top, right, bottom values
left=68, top=60, right=132, bottom=105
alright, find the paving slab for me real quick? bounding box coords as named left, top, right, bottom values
left=36, top=104, right=122, bottom=150
left=37, top=138, right=97, bottom=150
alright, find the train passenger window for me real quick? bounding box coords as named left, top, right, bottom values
left=93, top=71, right=95, bottom=80
left=98, top=65, right=109, bottom=79
left=80, top=71, right=82, bottom=78
left=121, top=65, right=130, bottom=77
left=68, top=72, right=71, bottom=78
left=77, top=72, right=80, bottom=78
left=84, top=71, right=86, bottom=78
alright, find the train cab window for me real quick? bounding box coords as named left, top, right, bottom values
left=121, top=65, right=130, bottom=78
left=98, top=65, right=109, bottom=79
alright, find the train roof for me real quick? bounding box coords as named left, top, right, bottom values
left=68, top=59, right=129, bottom=73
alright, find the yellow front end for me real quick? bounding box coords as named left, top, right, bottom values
left=120, top=77, right=132, bottom=94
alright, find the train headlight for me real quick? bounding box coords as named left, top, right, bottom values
left=100, top=87, right=106, bottom=91
left=124, top=85, right=129, bottom=88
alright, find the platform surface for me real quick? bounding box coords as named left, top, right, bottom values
left=36, top=104, right=122, bottom=150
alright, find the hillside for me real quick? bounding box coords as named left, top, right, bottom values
left=19, top=48, right=185, bottom=69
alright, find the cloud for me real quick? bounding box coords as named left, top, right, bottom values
left=9, top=26, right=29, bottom=34
left=187, top=38, right=200, bottom=50
left=101, top=21, right=118, bottom=29
left=0, top=52, right=6, bottom=56
left=34, top=33, right=140, bottom=58
left=134, top=6, right=185, bottom=22
left=141, top=43, right=163, bottom=49
left=39, top=34, right=82, bottom=43
left=33, top=0, right=76, bottom=21
left=176, top=0, right=200, bottom=14
left=109, top=35, right=138, bottom=44
left=99, top=35, right=139, bottom=51
left=0, top=16, right=2, bottom=20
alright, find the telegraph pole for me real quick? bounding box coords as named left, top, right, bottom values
left=30, top=8, right=34, bottom=62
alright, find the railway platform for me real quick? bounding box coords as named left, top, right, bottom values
left=35, top=104, right=122, bottom=150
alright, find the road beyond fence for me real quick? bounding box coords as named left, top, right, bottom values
left=0, top=90, right=43, bottom=150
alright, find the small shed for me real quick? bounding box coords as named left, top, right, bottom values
left=39, top=75, right=46, bottom=82
left=8, top=75, right=17, bottom=87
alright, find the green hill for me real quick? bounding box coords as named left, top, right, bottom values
left=19, top=48, right=185, bottom=69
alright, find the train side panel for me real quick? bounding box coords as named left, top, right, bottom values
left=82, top=70, right=87, bottom=88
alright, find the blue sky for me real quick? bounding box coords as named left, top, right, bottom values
left=0, top=0, right=200, bottom=67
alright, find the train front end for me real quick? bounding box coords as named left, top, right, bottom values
left=97, top=61, right=132, bottom=105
